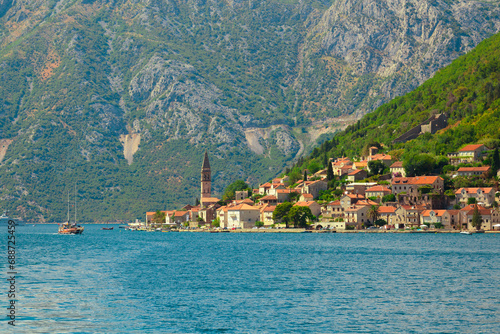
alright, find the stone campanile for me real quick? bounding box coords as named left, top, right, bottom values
left=201, top=150, right=211, bottom=199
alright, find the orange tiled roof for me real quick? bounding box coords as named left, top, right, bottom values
left=294, top=201, right=318, bottom=207
left=390, top=161, right=403, bottom=168
left=366, top=185, right=391, bottom=193
left=457, top=166, right=490, bottom=172
left=421, top=210, right=446, bottom=217
left=455, top=187, right=494, bottom=195
left=227, top=203, right=260, bottom=211
left=459, top=144, right=484, bottom=152
left=392, top=176, right=442, bottom=185
left=378, top=206, right=396, bottom=214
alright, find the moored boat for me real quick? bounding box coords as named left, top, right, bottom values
left=58, top=222, right=84, bottom=234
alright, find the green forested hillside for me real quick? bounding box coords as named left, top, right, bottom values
left=293, top=31, right=500, bottom=177
left=0, top=0, right=499, bottom=222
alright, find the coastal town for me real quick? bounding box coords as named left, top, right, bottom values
left=142, top=144, right=500, bottom=233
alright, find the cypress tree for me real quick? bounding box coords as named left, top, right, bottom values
left=303, top=170, right=307, bottom=182
left=491, top=147, right=499, bottom=175
left=327, top=159, right=334, bottom=181
left=471, top=204, right=482, bottom=231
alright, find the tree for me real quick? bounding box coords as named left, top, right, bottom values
left=374, top=219, right=387, bottom=227
left=288, top=206, right=314, bottom=228
left=152, top=210, right=165, bottom=227
left=273, top=202, right=293, bottom=228
left=255, top=221, right=264, bottom=227
left=303, top=170, right=308, bottom=182
left=368, top=160, right=385, bottom=176
left=212, top=217, right=220, bottom=228
left=490, top=147, right=499, bottom=177
left=471, top=204, right=483, bottom=230
left=382, top=194, right=396, bottom=203
left=403, top=153, right=436, bottom=177
left=467, top=197, right=477, bottom=205
left=223, top=180, right=250, bottom=202
left=327, top=159, right=334, bottom=181
left=367, top=205, right=379, bottom=223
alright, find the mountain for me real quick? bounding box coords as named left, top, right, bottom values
left=293, top=30, right=500, bottom=178
left=0, top=0, right=499, bottom=221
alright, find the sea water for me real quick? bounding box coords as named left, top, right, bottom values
left=1, top=225, right=499, bottom=333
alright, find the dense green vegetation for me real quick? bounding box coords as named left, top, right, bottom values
left=290, top=32, right=500, bottom=176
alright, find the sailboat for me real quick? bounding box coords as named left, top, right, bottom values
left=58, top=186, right=84, bottom=235
left=102, top=221, right=113, bottom=230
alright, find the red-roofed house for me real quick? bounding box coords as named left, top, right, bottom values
left=226, top=204, right=261, bottom=229
left=347, top=169, right=368, bottom=182
left=299, top=193, right=314, bottom=202
left=340, top=194, right=365, bottom=208
left=390, top=161, right=406, bottom=177
left=455, top=188, right=495, bottom=208
left=294, top=201, right=322, bottom=217
left=365, top=185, right=392, bottom=199
left=457, top=166, right=490, bottom=177
left=259, top=195, right=278, bottom=205
left=378, top=206, right=396, bottom=225
left=394, top=205, right=426, bottom=228
left=420, top=210, right=447, bottom=226
left=323, top=201, right=343, bottom=219
left=391, top=176, right=444, bottom=197
left=447, top=144, right=487, bottom=165
left=260, top=204, right=277, bottom=227
left=459, top=204, right=498, bottom=230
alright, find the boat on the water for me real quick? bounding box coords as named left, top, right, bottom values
left=0, top=211, right=25, bottom=226
left=58, top=186, right=84, bottom=235
left=460, top=230, right=473, bottom=235
left=58, top=222, right=84, bottom=234
left=102, top=221, right=113, bottom=230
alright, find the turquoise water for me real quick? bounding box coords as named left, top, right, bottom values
left=2, top=225, right=499, bottom=333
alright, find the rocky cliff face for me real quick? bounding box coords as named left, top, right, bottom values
left=298, top=0, right=500, bottom=115
left=0, top=0, right=499, bottom=221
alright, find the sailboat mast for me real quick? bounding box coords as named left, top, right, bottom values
left=67, top=191, right=70, bottom=223
left=74, top=183, right=77, bottom=225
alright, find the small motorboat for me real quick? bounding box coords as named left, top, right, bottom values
left=102, top=227, right=114, bottom=230
left=460, top=230, right=473, bottom=235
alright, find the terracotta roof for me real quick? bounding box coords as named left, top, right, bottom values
left=455, top=187, right=494, bottom=195
left=348, top=169, right=364, bottom=175
left=421, top=210, right=446, bottom=217
left=354, top=161, right=368, bottom=167
left=301, top=193, right=314, bottom=198
left=259, top=182, right=272, bottom=188
left=345, top=194, right=365, bottom=199
left=390, top=161, right=404, bottom=168
left=261, top=205, right=276, bottom=213
left=344, top=205, right=368, bottom=212
left=260, top=195, right=277, bottom=201
left=461, top=204, right=491, bottom=215
left=276, top=189, right=301, bottom=194
left=457, top=166, right=490, bottom=172
left=356, top=200, right=378, bottom=206
left=366, top=185, right=391, bottom=193
left=173, top=211, right=189, bottom=217
left=294, top=201, right=318, bottom=207
left=392, top=176, right=442, bottom=185
left=227, top=204, right=260, bottom=211
left=378, top=206, right=396, bottom=214
left=327, top=201, right=341, bottom=206
left=459, top=144, right=484, bottom=152
left=370, top=154, right=392, bottom=160
left=236, top=198, right=255, bottom=205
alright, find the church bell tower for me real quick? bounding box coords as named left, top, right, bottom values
left=201, top=150, right=211, bottom=199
